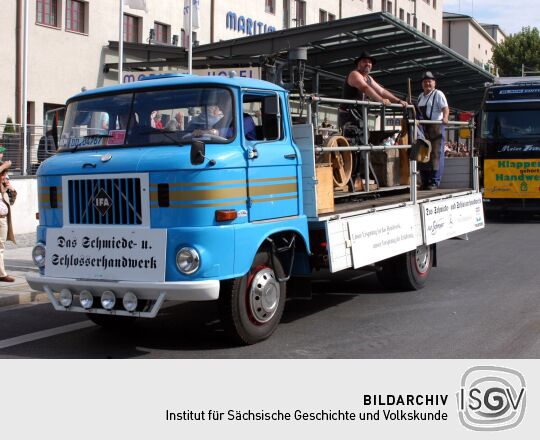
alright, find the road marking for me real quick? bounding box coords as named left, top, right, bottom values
left=0, top=321, right=95, bottom=350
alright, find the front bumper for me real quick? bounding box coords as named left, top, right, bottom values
left=26, top=273, right=220, bottom=318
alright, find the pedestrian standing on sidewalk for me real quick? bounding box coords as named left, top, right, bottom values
left=0, top=160, right=17, bottom=282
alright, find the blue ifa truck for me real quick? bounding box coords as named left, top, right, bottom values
left=27, top=74, right=485, bottom=344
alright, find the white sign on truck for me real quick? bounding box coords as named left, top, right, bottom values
left=421, top=193, right=485, bottom=245
left=45, top=228, right=167, bottom=282
left=348, top=206, right=420, bottom=269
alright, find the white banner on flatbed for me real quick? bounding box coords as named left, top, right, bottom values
left=347, top=206, right=419, bottom=269
left=45, top=228, right=167, bottom=282
left=421, top=193, right=485, bottom=245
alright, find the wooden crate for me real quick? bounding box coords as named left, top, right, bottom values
left=316, top=164, right=334, bottom=214
left=353, top=177, right=378, bottom=191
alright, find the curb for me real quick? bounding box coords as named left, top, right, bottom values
left=0, top=290, right=49, bottom=309
left=0, top=266, right=48, bottom=309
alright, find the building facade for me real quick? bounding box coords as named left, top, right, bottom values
left=443, top=12, right=505, bottom=73
left=0, top=0, right=443, bottom=130
left=481, top=23, right=506, bottom=45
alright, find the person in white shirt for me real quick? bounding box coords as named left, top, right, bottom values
left=417, top=71, right=449, bottom=190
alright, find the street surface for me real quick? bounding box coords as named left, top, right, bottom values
left=1, top=216, right=539, bottom=359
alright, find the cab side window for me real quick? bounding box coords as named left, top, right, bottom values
left=242, top=94, right=282, bottom=141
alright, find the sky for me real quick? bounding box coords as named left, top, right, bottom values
left=443, top=0, right=540, bottom=34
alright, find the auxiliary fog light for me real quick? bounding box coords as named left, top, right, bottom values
left=32, top=243, right=46, bottom=268
left=101, top=291, right=116, bottom=310
left=122, top=291, right=138, bottom=312
left=59, top=289, right=73, bottom=307
left=176, top=247, right=200, bottom=275
left=79, top=290, right=94, bottom=309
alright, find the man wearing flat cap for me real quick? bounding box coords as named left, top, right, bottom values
left=339, top=51, right=407, bottom=129
left=417, top=71, right=449, bottom=189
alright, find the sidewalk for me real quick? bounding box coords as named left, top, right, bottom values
left=0, top=232, right=48, bottom=308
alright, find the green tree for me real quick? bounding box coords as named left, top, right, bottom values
left=2, top=116, right=16, bottom=135
left=1, top=116, right=19, bottom=167
left=492, top=27, right=540, bottom=76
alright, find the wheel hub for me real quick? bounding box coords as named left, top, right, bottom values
left=248, top=268, right=280, bottom=324
left=415, top=245, right=430, bottom=274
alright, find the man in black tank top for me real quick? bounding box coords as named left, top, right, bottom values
left=338, top=51, right=407, bottom=129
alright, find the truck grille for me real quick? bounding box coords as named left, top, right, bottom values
left=68, top=177, right=142, bottom=225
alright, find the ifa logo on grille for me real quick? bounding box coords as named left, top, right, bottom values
left=93, top=189, right=113, bottom=216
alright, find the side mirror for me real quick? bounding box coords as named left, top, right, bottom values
left=190, top=140, right=206, bottom=165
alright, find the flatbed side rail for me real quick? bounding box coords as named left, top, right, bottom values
left=300, top=94, right=478, bottom=206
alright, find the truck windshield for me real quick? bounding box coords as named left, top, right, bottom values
left=58, top=87, right=234, bottom=150
left=481, top=109, right=540, bottom=140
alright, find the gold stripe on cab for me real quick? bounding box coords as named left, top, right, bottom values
left=248, top=183, right=297, bottom=196
left=150, top=179, right=246, bottom=188
left=150, top=187, right=247, bottom=202
left=149, top=176, right=296, bottom=188
left=249, top=176, right=296, bottom=183
left=149, top=177, right=297, bottom=205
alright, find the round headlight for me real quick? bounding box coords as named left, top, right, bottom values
left=176, top=247, right=200, bottom=275
left=79, top=290, right=94, bottom=309
left=32, top=243, right=46, bottom=268
left=101, top=291, right=116, bottom=310
left=59, top=289, right=73, bottom=307
left=122, top=291, right=138, bottom=312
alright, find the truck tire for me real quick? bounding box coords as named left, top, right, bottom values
left=219, top=248, right=286, bottom=345
left=377, top=245, right=432, bottom=291
left=86, top=313, right=138, bottom=329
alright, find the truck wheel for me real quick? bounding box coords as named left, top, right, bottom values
left=86, top=313, right=138, bottom=329
left=219, top=248, right=286, bottom=345
left=377, top=245, right=432, bottom=291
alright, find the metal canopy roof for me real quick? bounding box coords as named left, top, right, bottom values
left=107, top=12, right=494, bottom=111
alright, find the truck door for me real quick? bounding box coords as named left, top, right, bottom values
left=242, top=91, right=299, bottom=222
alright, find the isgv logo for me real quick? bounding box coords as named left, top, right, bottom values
left=457, top=366, right=526, bottom=431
